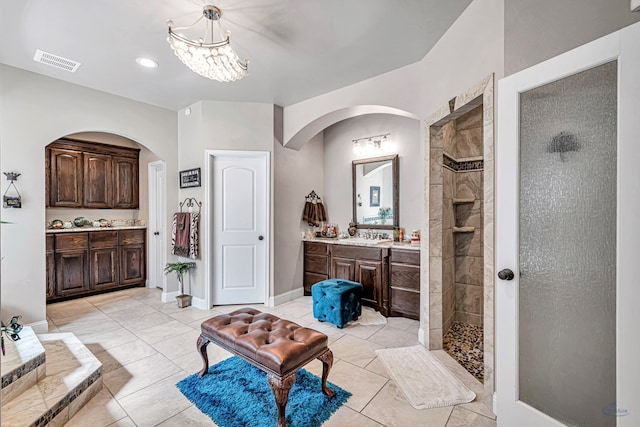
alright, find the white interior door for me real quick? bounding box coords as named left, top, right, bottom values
left=496, top=23, right=640, bottom=426
left=211, top=151, right=269, bottom=305
left=148, top=161, right=165, bottom=289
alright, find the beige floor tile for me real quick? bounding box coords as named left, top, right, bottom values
left=133, top=319, right=194, bottom=344
left=368, top=325, right=421, bottom=348
left=172, top=343, right=233, bottom=374
left=362, top=381, right=453, bottom=427
left=342, top=323, right=385, bottom=340
left=303, top=320, right=346, bottom=344
left=386, top=316, right=419, bottom=331
left=117, top=372, right=192, bottom=427
left=47, top=299, right=102, bottom=322
left=93, top=339, right=157, bottom=373
left=157, top=405, right=220, bottom=426
left=106, top=303, right=158, bottom=323
left=365, top=357, right=390, bottom=378
left=446, top=406, right=496, bottom=427
left=107, top=416, right=137, bottom=427
left=66, top=388, right=127, bottom=427
left=94, top=296, right=152, bottom=315
left=151, top=328, right=201, bottom=360
left=270, top=300, right=312, bottom=319
left=322, top=405, right=384, bottom=426
left=118, top=310, right=175, bottom=332
left=323, top=360, right=388, bottom=412
left=76, top=326, right=138, bottom=351
left=170, top=306, right=220, bottom=323
left=330, top=334, right=384, bottom=368
left=103, top=353, right=184, bottom=399
left=55, top=317, right=120, bottom=335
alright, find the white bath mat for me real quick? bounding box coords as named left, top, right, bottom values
left=375, top=345, right=476, bottom=409
left=353, top=307, right=387, bottom=326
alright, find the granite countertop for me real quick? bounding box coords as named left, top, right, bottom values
left=302, top=237, right=420, bottom=251
left=46, top=225, right=147, bottom=234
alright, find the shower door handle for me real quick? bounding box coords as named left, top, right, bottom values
left=498, top=269, right=515, bottom=281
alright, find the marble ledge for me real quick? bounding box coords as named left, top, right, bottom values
left=46, top=225, right=147, bottom=234
left=303, top=237, right=420, bottom=251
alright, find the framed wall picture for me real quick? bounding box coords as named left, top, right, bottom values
left=370, top=186, right=380, bottom=207
left=179, top=168, right=201, bottom=188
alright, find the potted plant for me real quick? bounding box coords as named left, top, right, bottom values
left=164, top=261, right=196, bottom=308
left=378, top=207, right=392, bottom=224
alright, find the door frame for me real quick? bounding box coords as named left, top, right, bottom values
left=204, top=150, right=271, bottom=308
left=148, top=160, right=166, bottom=292
left=496, top=23, right=640, bottom=426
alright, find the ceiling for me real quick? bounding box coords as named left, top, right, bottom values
left=0, top=0, right=472, bottom=111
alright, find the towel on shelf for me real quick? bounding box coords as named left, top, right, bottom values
left=171, top=212, right=200, bottom=259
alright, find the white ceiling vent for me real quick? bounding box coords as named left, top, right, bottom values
left=33, top=50, right=81, bottom=72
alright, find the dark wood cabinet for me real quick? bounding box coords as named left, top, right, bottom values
left=46, top=139, right=139, bottom=210
left=47, top=229, right=146, bottom=302
left=328, top=244, right=389, bottom=315
left=303, top=242, right=329, bottom=295
left=48, top=148, right=83, bottom=207
left=55, top=233, right=90, bottom=297
left=113, top=156, right=139, bottom=209
left=46, top=235, right=56, bottom=299
left=118, top=229, right=146, bottom=285
left=389, top=249, right=420, bottom=319
left=83, top=153, right=112, bottom=208
left=302, top=241, right=419, bottom=319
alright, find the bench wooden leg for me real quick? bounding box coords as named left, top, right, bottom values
left=267, top=372, right=296, bottom=427
left=317, top=349, right=336, bottom=399
left=197, top=335, right=210, bottom=377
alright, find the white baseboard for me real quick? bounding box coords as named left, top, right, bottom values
left=269, top=287, right=304, bottom=307
left=493, top=392, right=498, bottom=416
left=191, top=296, right=209, bottom=310
left=162, top=290, right=180, bottom=303
left=28, top=320, right=49, bottom=334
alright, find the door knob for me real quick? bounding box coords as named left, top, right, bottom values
left=153, top=231, right=160, bottom=236
left=498, top=269, right=515, bottom=281
left=258, top=235, right=264, bottom=241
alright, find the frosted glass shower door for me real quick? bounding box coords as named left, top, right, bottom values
left=496, top=23, right=640, bottom=427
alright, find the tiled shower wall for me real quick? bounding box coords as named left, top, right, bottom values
left=442, top=106, right=484, bottom=333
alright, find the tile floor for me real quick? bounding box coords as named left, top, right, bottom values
left=45, top=287, right=496, bottom=427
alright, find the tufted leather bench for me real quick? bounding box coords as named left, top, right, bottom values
left=197, top=308, right=335, bottom=427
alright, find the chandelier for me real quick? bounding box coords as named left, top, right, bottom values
left=167, top=5, right=248, bottom=82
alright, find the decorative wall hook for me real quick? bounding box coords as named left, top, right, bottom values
left=3, top=172, right=22, bottom=209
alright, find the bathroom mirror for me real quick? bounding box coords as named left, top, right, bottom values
left=352, top=154, right=399, bottom=229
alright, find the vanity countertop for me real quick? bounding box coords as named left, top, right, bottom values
left=46, top=225, right=147, bottom=234
left=302, top=237, right=420, bottom=251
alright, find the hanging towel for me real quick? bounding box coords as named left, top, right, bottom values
left=171, top=212, right=200, bottom=259
left=302, top=200, right=313, bottom=225
left=317, top=201, right=327, bottom=222
left=172, top=212, right=190, bottom=257
left=189, top=212, right=200, bottom=259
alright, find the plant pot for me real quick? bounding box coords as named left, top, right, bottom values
left=176, top=294, right=192, bottom=308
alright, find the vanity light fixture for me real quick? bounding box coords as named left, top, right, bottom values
left=167, top=5, right=248, bottom=82
left=352, top=133, right=394, bottom=155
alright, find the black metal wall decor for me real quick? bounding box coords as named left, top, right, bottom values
left=3, top=172, right=22, bottom=208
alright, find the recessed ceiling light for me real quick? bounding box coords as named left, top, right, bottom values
left=136, top=57, right=158, bottom=69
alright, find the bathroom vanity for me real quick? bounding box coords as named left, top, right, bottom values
left=303, top=238, right=420, bottom=319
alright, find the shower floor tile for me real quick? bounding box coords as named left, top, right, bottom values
left=443, top=321, right=484, bottom=383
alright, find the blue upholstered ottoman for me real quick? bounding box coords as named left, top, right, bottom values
left=312, top=279, right=363, bottom=328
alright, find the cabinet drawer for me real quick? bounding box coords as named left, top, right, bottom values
left=390, top=249, right=420, bottom=265
left=305, top=254, right=328, bottom=274
left=304, top=241, right=328, bottom=255
left=390, top=264, right=420, bottom=291
left=90, top=231, right=118, bottom=248
left=46, top=234, right=54, bottom=252
left=390, top=288, right=420, bottom=319
left=55, top=232, right=89, bottom=250
left=331, top=245, right=381, bottom=261
left=119, top=229, right=145, bottom=245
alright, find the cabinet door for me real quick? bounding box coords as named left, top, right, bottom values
left=356, top=260, right=383, bottom=310
left=119, top=244, right=145, bottom=285
left=49, top=148, right=83, bottom=207
left=56, top=250, right=90, bottom=296
left=46, top=251, right=56, bottom=299
left=331, top=257, right=355, bottom=281
left=91, top=248, right=118, bottom=289
left=83, top=153, right=112, bottom=208
left=113, top=157, right=139, bottom=209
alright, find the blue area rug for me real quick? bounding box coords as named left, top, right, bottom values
left=177, top=356, right=351, bottom=427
